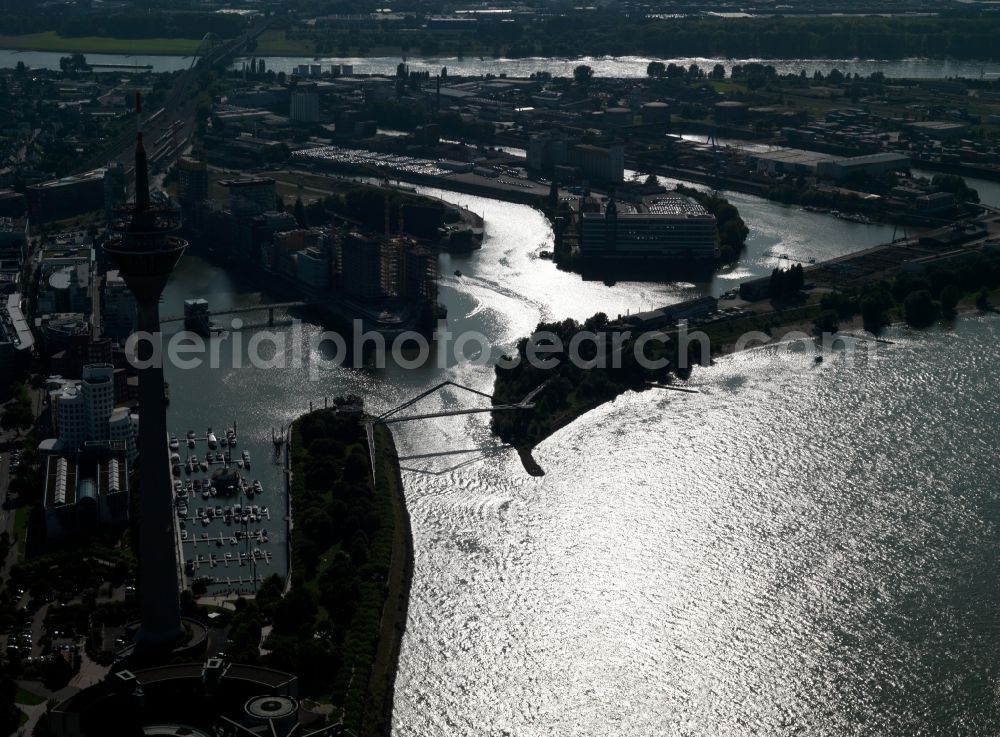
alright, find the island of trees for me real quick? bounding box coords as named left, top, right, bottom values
left=491, top=313, right=699, bottom=473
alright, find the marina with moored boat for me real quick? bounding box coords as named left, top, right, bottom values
left=168, top=418, right=286, bottom=597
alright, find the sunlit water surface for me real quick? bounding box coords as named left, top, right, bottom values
left=159, top=185, right=1000, bottom=735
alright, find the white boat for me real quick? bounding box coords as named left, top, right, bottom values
left=181, top=530, right=188, bottom=541
left=202, top=490, right=210, bottom=500
left=207, top=429, right=217, bottom=449
left=253, top=480, right=263, bottom=494
left=200, top=461, right=208, bottom=472
left=220, top=435, right=228, bottom=448
left=187, top=430, right=196, bottom=439
left=187, top=438, right=196, bottom=449
left=169, top=435, right=179, bottom=450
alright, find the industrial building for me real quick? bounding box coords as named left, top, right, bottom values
left=751, top=149, right=836, bottom=176
left=580, top=195, right=718, bottom=262
left=220, top=177, right=277, bottom=218
left=527, top=134, right=625, bottom=183
left=816, top=152, right=911, bottom=181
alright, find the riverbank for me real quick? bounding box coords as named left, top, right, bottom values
left=281, top=407, right=412, bottom=733
left=362, top=423, right=413, bottom=736
left=495, top=276, right=1000, bottom=474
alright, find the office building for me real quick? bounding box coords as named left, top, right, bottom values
left=580, top=195, right=717, bottom=262
left=43, top=454, right=130, bottom=541
left=27, top=168, right=106, bottom=222
left=47, top=363, right=136, bottom=460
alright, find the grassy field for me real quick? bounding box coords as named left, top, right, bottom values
left=13, top=504, right=29, bottom=559
left=15, top=688, right=45, bottom=706
left=252, top=30, right=315, bottom=57
left=0, top=31, right=202, bottom=55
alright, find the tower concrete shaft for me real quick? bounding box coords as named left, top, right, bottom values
left=105, top=91, right=187, bottom=650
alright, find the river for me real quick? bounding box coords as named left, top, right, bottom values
left=156, top=180, right=1000, bottom=734
left=3, top=48, right=1000, bottom=80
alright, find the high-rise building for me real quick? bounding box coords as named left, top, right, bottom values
left=290, top=88, right=320, bottom=123
left=103, top=92, right=186, bottom=650
left=102, top=269, right=138, bottom=344
left=340, top=232, right=383, bottom=302
left=103, top=163, right=127, bottom=221
left=402, top=246, right=439, bottom=301
left=176, top=157, right=208, bottom=211
left=0, top=217, right=28, bottom=275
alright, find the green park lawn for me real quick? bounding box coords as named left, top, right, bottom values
left=15, top=688, right=45, bottom=706
left=0, top=31, right=202, bottom=55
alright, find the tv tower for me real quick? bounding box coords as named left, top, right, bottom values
left=105, top=92, right=186, bottom=649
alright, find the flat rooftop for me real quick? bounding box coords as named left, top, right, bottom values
left=586, top=194, right=712, bottom=219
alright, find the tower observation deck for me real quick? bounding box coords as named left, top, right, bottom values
left=104, top=93, right=186, bottom=650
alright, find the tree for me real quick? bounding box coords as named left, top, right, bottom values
left=292, top=196, right=307, bottom=228
left=939, top=284, right=960, bottom=316
left=711, top=63, right=726, bottom=80
left=644, top=174, right=660, bottom=188
left=975, top=288, right=992, bottom=311
left=646, top=61, right=666, bottom=78
left=1, top=383, right=33, bottom=434
left=861, top=295, right=889, bottom=332
left=931, top=174, right=979, bottom=204
left=0, top=672, right=21, bottom=737
left=813, top=309, right=839, bottom=335
left=903, top=289, right=938, bottom=327
left=573, top=65, right=593, bottom=84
